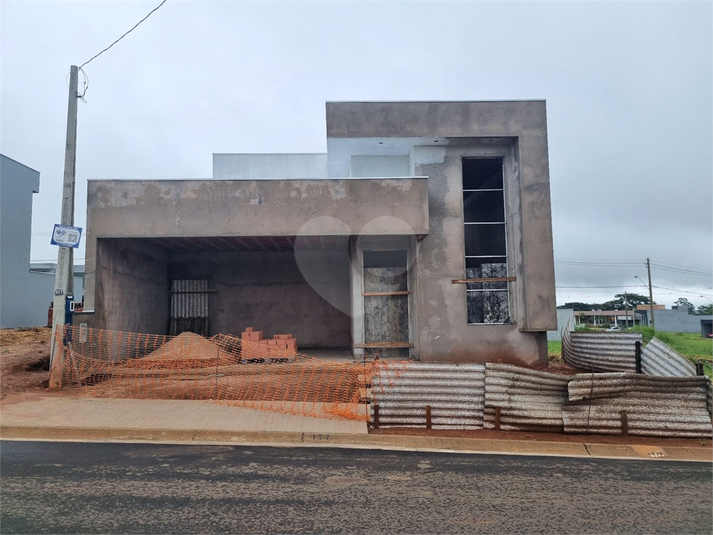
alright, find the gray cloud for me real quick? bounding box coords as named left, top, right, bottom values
left=2, top=0, right=710, bottom=307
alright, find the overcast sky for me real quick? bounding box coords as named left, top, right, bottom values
left=2, top=0, right=711, bottom=308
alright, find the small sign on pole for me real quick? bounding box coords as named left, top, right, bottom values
left=50, top=224, right=82, bottom=248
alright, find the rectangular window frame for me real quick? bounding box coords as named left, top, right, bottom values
left=462, top=157, right=511, bottom=326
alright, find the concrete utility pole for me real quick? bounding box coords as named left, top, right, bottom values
left=49, top=65, right=79, bottom=381
left=646, top=257, right=655, bottom=331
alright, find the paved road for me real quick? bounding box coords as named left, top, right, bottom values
left=1, top=441, right=711, bottom=534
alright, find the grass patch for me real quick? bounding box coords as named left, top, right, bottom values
left=548, top=340, right=562, bottom=358
left=554, top=328, right=712, bottom=378
left=628, top=327, right=712, bottom=378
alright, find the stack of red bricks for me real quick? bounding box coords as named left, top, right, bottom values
left=240, top=327, right=298, bottom=357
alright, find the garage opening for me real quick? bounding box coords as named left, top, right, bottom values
left=95, top=237, right=352, bottom=350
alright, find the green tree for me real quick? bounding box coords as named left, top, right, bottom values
left=559, top=302, right=600, bottom=311
left=695, top=304, right=713, bottom=315
left=674, top=298, right=694, bottom=313
left=601, top=293, right=650, bottom=310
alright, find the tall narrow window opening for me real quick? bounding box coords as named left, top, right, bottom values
left=462, top=158, right=510, bottom=324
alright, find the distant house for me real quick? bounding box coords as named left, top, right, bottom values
left=0, top=156, right=46, bottom=327
left=0, top=156, right=86, bottom=328
left=654, top=305, right=713, bottom=336
left=574, top=309, right=642, bottom=328
left=77, top=101, right=558, bottom=365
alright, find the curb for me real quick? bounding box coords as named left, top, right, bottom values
left=2, top=426, right=711, bottom=462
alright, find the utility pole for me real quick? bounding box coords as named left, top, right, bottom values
left=646, top=257, right=655, bottom=331
left=49, top=65, right=79, bottom=385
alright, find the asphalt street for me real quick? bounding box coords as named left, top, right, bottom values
left=1, top=441, right=711, bottom=534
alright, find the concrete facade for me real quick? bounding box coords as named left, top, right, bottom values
left=654, top=306, right=713, bottom=335
left=80, top=101, right=557, bottom=365
left=0, top=155, right=56, bottom=328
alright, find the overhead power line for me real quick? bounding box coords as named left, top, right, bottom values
left=555, top=285, right=644, bottom=289
left=556, top=259, right=712, bottom=276
left=651, top=285, right=713, bottom=298
left=79, top=0, right=168, bottom=69
left=649, top=263, right=712, bottom=277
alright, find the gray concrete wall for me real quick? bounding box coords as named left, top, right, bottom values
left=326, top=102, right=557, bottom=365
left=350, top=155, right=410, bottom=177
left=0, top=155, right=44, bottom=328
left=655, top=308, right=713, bottom=334
left=213, top=154, right=328, bottom=179
left=83, top=178, right=429, bottom=313
left=169, top=250, right=351, bottom=347
left=94, top=239, right=169, bottom=334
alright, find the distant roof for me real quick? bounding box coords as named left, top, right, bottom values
left=0, top=154, right=40, bottom=174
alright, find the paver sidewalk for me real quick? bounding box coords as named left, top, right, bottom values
left=0, top=397, right=367, bottom=436
left=1, top=395, right=711, bottom=462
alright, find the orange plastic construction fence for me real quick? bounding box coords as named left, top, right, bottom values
left=50, top=326, right=409, bottom=421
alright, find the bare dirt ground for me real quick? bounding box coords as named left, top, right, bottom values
left=0, top=327, right=52, bottom=400
left=1, top=328, right=710, bottom=450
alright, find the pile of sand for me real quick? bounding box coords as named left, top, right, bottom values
left=140, top=332, right=234, bottom=362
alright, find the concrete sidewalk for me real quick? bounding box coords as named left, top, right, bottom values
left=1, top=396, right=711, bottom=463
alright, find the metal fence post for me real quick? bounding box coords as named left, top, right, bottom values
left=621, top=410, right=628, bottom=437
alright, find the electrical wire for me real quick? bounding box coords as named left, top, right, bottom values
left=556, top=258, right=712, bottom=277
left=79, top=0, right=168, bottom=69
left=556, top=260, right=642, bottom=267
left=651, top=259, right=713, bottom=272
left=650, top=263, right=712, bottom=277
left=78, top=67, right=89, bottom=102
left=555, top=285, right=644, bottom=289
left=651, top=285, right=713, bottom=298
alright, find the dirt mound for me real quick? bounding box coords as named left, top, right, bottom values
left=1, top=327, right=51, bottom=347
left=141, top=331, right=233, bottom=362
left=1, top=328, right=51, bottom=400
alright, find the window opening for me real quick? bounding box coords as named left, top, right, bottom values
left=462, top=158, right=510, bottom=324
left=169, top=279, right=211, bottom=336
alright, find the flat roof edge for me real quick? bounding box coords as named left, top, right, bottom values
left=0, top=154, right=41, bottom=174
left=86, top=176, right=430, bottom=183
left=212, top=153, right=327, bottom=156
left=326, top=99, right=547, bottom=104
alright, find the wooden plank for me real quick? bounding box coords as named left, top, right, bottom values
left=451, top=277, right=517, bottom=284
left=354, top=342, right=414, bottom=349
left=361, top=291, right=411, bottom=296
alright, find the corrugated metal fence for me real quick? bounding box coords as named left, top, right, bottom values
left=641, top=337, right=697, bottom=377
left=562, top=326, right=640, bottom=372
left=483, top=364, right=570, bottom=432
left=563, top=373, right=712, bottom=437
left=370, top=362, right=485, bottom=429
left=369, top=360, right=712, bottom=437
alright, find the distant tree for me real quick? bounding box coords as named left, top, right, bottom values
left=674, top=298, right=694, bottom=313
left=559, top=302, right=599, bottom=311
left=695, top=304, right=713, bottom=315
left=601, top=293, right=650, bottom=310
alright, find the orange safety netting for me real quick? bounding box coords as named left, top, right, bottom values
left=49, top=326, right=408, bottom=421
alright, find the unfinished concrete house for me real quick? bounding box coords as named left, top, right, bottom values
left=77, top=101, right=557, bottom=366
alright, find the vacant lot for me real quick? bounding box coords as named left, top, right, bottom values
left=0, top=327, right=52, bottom=399
left=549, top=328, right=712, bottom=377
